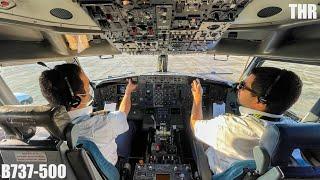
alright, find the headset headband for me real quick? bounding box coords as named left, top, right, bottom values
left=259, top=69, right=286, bottom=103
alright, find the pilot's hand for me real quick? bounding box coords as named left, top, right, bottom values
left=125, top=79, right=137, bottom=94
left=191, top=79, right=203, bottom=104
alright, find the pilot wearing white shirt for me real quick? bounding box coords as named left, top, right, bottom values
left=190, top=67, right=302, bottom=174
left=39, top=63, right=137, bottom=165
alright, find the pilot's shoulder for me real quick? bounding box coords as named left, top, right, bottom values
left=219, top=113, right=248, bottom=125
left=198, top=114, right=231, bottom=125
left=220, top=113, right=241, bottom=121
left=86, top=111, right=127, bottom=128
left=105, top=111, right=127, bottom=121
left=90, top=110, right=126, bottom=120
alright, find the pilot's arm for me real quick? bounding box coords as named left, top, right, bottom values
left=190, top=79, right=203, bottom=131
left=190, top=80, right=225, bottom=148
left=119, top=79, right=137, bottom=116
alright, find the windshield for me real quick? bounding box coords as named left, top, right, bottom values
left=0, top=55, right=249, bottom=105
left=79, top=54, right=250, bottom=83
left=0, top=55, right=318, bottom=136
left=0, top=54, right=248, bottom=139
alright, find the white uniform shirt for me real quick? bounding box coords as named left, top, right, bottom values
left=194, top=106, right=296, bottom=174
left=68, top=106, right=129, bottom=165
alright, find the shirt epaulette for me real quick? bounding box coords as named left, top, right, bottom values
left=251, top=114, right=281, bottom=122
left=252, top=114, right=263, bottom=119
left=90, top=110, right=110, bottom=117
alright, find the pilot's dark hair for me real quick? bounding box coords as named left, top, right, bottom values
left=39, top=63, right=85, bottom=110
left=250, top=67, right=302, bottom=115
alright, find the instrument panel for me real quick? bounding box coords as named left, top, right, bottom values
left=94, top=75, right=232, bottom=127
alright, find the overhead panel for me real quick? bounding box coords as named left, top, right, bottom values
left=77, top=0, right=252, bottom=54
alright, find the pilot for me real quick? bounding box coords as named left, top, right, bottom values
left=190, top=67, right=302, bottom=174
left=39, top=63, right=137, bottom=166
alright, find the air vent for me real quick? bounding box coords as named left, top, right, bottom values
left=50, top=8, right=73, bottom=20
left=257, top=7, right=282, bottom=18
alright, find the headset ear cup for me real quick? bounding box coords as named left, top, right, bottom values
left=70, top=96, right=81, bottom=108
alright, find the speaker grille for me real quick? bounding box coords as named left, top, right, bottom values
left=257, top=7, right=282, bottom=18
left=50, top=8, right=73, bottom=20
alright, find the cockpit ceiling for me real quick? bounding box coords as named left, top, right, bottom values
left=0, top=0, right=100, bottom=31
left=75, top=0, right=320, bottom=55
left=0, top=0, right=120, bottom=66
left=233, top=0, right=320, bottom=25
left=0, top=0, right=320, bottom=65
left=211, top=21, right=320, bottom=64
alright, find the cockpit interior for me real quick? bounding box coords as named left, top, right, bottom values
left=0, top=0, right=320, bottom=180
left=93, top=74, right=236, bottom=179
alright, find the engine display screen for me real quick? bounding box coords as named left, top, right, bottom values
left=156, top=174, right=170, bottom=180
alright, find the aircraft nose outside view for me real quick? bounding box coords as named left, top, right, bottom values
left=0, top=0, right=319, bottom=180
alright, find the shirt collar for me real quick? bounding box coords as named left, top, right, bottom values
left=68, top=106, right=93, bottom=120
left=239, top=106, right=283, bottom=119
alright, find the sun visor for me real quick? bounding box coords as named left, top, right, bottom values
left=65, top=34, right=90, bottom=53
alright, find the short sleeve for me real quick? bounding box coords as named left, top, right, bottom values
left=194, top=116, right=226, bottom=147
left=106, top=111, right=129, bottom=136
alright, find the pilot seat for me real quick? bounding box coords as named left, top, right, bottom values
left=0, top=105, right=119, bottom=180
left=214, top=123, right=320, bottom=180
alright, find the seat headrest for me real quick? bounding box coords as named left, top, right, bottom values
left=260, top=123, right=320, bottom=166
left=0, top=105, right=71, bottom=140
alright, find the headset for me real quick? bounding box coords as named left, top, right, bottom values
left=63, top=76, right=82, bottom=108
left=37, top=62, right=81, bottom=108
left=258, top=69, right=287, bottom=104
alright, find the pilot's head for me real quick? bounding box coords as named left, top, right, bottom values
left=39, top=63, right=93, bottom=111
left=237, top=67, right=302, bottom=115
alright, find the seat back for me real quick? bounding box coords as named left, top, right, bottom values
left=260, top=123, right=320, bottom=167
left=66, top=115, right=120, bottom=180
left=217, top=123, right=320, bottom=180
left=254, top=123, right=320, bottom=179
left=66, top=147, right=104, bottom=180
left=212, top=160, right=256, bottom=180
left=74, top=139, right=120, bottom=180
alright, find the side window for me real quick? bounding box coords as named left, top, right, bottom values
left=261, top=60, right=320, bottom=119
left=0, top=61, right=66, bottom=105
